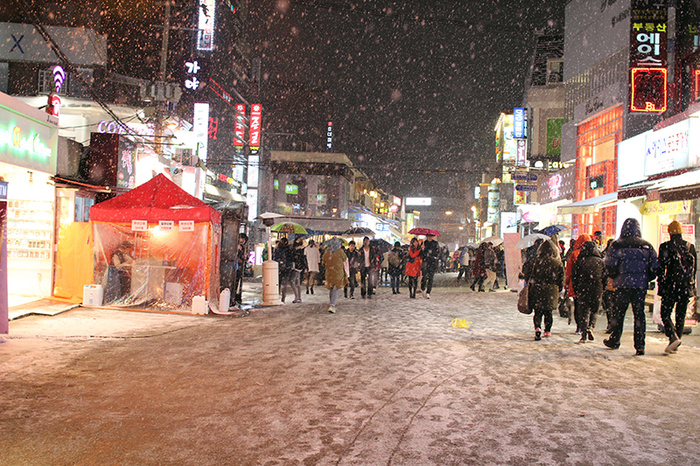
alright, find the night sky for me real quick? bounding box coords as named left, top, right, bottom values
left=249, top=0, right=565, bottom=198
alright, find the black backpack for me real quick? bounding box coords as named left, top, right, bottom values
left=672, top=242, right=696, bottom=286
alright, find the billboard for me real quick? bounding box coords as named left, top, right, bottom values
left=405, top=197, right=432, bottom=206
left=197, top=0, right=216, bottom=51
left=546, top=118, right=566, bottom=157
left=629, top=0, right=668, bottom=113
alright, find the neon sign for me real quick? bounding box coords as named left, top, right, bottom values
left=0, top=123, right=52, bottom=160
left=630, top=67, right=667, bottom=113
left=249, top=104, right=261, bottom=154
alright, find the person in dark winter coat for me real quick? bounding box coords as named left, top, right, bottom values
left=565, top=233, right=592, bottom=334
left=387, top=241, right=405, bottom=294
left=344, top=240, right=360, bottom=299
left=470, top=243, right=488, bottom=291
left=420, top=235, right=440, bottom=298
left=572, top=241, right=605, bottom=343
left=603, top=218, right=659, bottom=355
left=359, top=236, right=381, bottom=299
left=523, top=239, right=565, bottom=340
left=289, top=237, right=307, bottom=303
left=657, top=221, right=697, bottom=353
left=273, top=237, right=293, bottom=303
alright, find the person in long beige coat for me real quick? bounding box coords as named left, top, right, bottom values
left=322, top=237, right=348, bottom=314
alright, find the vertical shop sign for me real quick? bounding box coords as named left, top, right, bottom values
left=515, top=140, right=527, bottom=167
left=193, top=102, right=209, bottom=162
left=234, top=104, right=246, bottom=148
left=326, top=121, right=333, bottom=150
left=249, top=104, right=261, bottom=154
left=487, top=185, right=500, bottom=223
left=197, top=0, right=216, bottom=51
left=546, top=118, right=566, bottom=157
left=513, top=108, right=525, bottom=139
left=629, top=0, right=668, bottom=113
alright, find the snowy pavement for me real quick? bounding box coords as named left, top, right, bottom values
left=1, top=274, right=699, bottom=465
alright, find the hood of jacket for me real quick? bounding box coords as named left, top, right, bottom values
left=573, top=234, right=592, bottom=252
left=537, top=239, right=560, bottom=259
left=578, top=240, right=601, bottom=259
left=620, top=218, right=642, bottom=238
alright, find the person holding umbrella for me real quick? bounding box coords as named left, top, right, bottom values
left=405, top=237, right=423, bottom=298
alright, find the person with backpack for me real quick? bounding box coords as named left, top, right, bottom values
left=603, top=218, right=659, bottom=355
left=657, top=221, right=697, bottom=353
left=387, top=241, right=405, bottom=294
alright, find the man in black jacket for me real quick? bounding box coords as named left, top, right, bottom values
left=657, top=221, right=697, bottom=353
left=421, top=235, right=440, bottom=298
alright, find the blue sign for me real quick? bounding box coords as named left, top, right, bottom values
left=512, top=173, right=537, bottom=182
left=0, top=180, right=6, bottom=200
left=515, top=184, right=538, bottom=192
left=514, top=107, right=525, bottom=139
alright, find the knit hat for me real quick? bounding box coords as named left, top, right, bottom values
left=668, top=220, right=682, bottom=235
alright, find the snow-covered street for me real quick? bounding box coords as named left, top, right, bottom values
left=2, top=275, right=700, bottom=465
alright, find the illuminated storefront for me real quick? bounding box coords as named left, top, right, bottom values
left=0, top=92, right=58, bottom=304
left=564, top=106, right=622, bottom=238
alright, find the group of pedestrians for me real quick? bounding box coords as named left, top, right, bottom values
left=523, top=218, right=696, bottom=355
left=272, top=237, right=323, bottom=303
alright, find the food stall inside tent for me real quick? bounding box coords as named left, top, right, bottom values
left=90, top=174, right=222, bottom=310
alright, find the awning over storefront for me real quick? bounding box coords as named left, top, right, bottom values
left=617, top=181, right=653, bottom=200
left=558, top=192, right=617, bottom=215
left=649, top=169, right=700, bottom=203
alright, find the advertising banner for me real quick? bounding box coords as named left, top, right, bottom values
left=234, top=104, right=246, bottom=148
left=0, top=180, right=7, bottom=334
left=546, top=118, right=566, bottom=157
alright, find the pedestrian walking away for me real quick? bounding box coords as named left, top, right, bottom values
left=304, top=239, right=320, bottom=295
left=470, top=243, right=488, bottom=291
left=322, top=237, right=348, bottom=313
left=290, top=237, right=307, bottom=303
left=603, top=218, right=659, bottom=355
left=572, top=240, right=605, bottom=343
left=657, top=221, right=697, bottom=354
left=481, top=242, right=499, bottom=292
left=405, top=237, right=423, bottom=298
left=523, top=239, right=565, bottom=340
left=387, top=241, right=405, bottom=294
left=421, top=234, right=440, bottom=298
left=565, top=233, right=592, bottom=334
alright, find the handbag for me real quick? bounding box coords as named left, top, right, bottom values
left=518, top=284, right=532, bottom=314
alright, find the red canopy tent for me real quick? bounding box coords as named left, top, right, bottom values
left=91, top=174, right=222, bottom=310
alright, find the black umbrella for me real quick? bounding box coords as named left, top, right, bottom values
left=342, top=227, right=375, bottom=237
left=370, top=238, right=392, bottom=253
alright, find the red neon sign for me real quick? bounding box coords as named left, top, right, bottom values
left=695, top=69, right=700, bottom=101
left=630, top=67, right=667, bottom=113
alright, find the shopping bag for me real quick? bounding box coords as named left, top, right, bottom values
left=518, top=285, right=531, bottom=314
left=451, top=318, right=472, bottom=329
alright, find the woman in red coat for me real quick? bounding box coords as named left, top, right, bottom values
left=405, top=237, right=423, bottom=298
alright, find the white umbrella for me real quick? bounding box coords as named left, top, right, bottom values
left=515, top=233, right=551, bottom=250
left=480, top=236, right=503, bottom=246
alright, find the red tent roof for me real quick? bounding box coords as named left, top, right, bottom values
left=91, top=174, right=222, bottom=223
